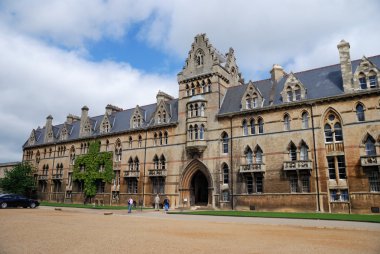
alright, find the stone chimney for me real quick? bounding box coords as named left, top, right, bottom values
left=105, top=104, right=123, bottom=115
left=337, top=40, right=353, bottom=92
left=270, top=64, right=286, bottom=83
left=79, top=106, right=89, bottom=137
left=156, top=90, right=174, bottom=103
left=44, top=115, right=53, bottom=142
left=66, top=114, right=80, bottom=124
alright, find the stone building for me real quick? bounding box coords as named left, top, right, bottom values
left=23, top=34, right=380, bottom=213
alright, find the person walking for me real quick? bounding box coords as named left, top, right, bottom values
left=163, top=197, right=169, bottom=212
left=154, top=194, right=160, bottom=211
left=128, top=197, right=133, bottom=213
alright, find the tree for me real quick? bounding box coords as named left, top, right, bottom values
left=73, top=141, right=113, bottom=203
left=0, top=162, right=36, bottom=197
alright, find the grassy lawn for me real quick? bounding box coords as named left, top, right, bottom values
left=168, top=210, right=380, bottom=223
left=40, top=201, right=151, bottom=210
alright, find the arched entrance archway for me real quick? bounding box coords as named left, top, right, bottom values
left=191, top=171, right=208, bottom=205
left=180, top=159, right=213, bottom=207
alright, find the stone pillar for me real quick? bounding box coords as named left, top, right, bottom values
left=337, top=40, right=353, bottom=92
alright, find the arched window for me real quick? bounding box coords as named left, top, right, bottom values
left=250, top=119, right=255, bottom=135
left=160, top=155, right=166, bottom=170
left=365, top=136, right=376, bottom=156
left=289, top=142, right=297, bottom=161
left=258, top=118, right=264, bottom=134
left=245, top=146, right=253, bottom=164
left=191, top=83, right=195, bottom=96
left=356, top=104, right=365, bottom=122
left=359, top=72, right=367, bottom=89
left=189, top=104, right=194, bottom=117
left=115, top=141, right=122, bottom=162
left=134, top=157, right=139, bottom=171
left=153, top=155, right=159, bottom=170
left=128, top=157, right=134, bottom=171
left=195, top=104, right=199, bottom=117
left=162, top=111, right=167, bottom=123
left=104, top=140, right=109, bottom=152
left=369, top=71, right=378, bottom=88
left=324, top=124, right=333, bottom=143
left=186, top=84, right=190, bottom=96
left=222, top=132, right=229, bottom=153
left=194, top=125, right=199, bottom=140
left=200, top=103, right=205, bottom=117
left=242, top=120, right=248, bottom=136
left=153, top=133, right=158, bottom=146
left=246, top=94, right=251, bottom=109
left=196, top=50, right=204, bottom=66
left=334, top=123, right=343, bottom=141
left=300, top=142, right=309, bottom=160
left=199, top=125, right=204, bottom=140
left=70, top=146, right=75, bottom=165
left=286, top=87, right=293, bottom=102
left=129, top=136, right=133, bottom=149
left=222, top=164, right=229, bottom=184
left=164, top=131, right=168, bottom=145
left=138, top=135, right=142, bottom=148
left=189, top=125, right=193, bottom=140
left=302, top=112, right=309, bottom=129
left=157, top=111, right=161, bottom=124
left=284, top=114, right=290, bottom=131
left=159, top=132, right=163, bottom=145
left=255, top=146, right=263, bottom=163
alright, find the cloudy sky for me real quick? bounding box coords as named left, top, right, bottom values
left=0, top=0, right=379, bottom=162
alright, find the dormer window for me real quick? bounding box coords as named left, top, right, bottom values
left=281, top=74, right=306, bottom=103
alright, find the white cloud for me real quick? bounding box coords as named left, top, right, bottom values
left=0, top=25, right=176, bottom=161
left=1, top=0, right=380, bottom=162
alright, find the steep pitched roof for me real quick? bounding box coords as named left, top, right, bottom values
left=219, top=55, right=380, bottom=115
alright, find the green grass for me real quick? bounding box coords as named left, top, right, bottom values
left=168, top=210, right=380, bottom=223
left=40, top=201, right=151, bottom=210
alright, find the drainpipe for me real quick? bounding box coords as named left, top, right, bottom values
left=310, top=104, right=321, bottom=212
left=142, top=129, right=148, bottom=209
left=230, top=117, right=234, bottom=210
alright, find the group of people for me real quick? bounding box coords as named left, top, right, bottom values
left=127, top=195, right=170, bottom=213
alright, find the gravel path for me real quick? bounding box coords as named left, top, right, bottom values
left=0, top=207, right=379, bottom=254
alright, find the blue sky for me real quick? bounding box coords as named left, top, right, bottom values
left=0, top=0, right=380, bottom=161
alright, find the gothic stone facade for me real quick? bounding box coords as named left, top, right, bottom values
left=23, top=34, right=380, bottom=213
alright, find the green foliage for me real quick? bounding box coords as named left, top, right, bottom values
left=73, top=141, right=113, bottom=199
left=0, top=162, right=36, bottom=196
left=169, top=211, right=380, bottom=223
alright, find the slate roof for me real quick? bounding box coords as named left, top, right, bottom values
left=219, top=55, right=380, bottom=115
left=24, top=99, right=178, bottom=148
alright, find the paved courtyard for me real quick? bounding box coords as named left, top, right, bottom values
left=1, top=207, right=380, bottom=254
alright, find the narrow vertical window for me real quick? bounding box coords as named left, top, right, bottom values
left=337, top=156, right=346, bottom=179
left=359, top=73, right=367, bottom=89
left=284, top=114, right=290, bottom=131
left=334, top=123, right=343, bottom=142
left=222, top=133, right=229, bottom=153
left=242, top=120, right=248, bottom=136
left=258, top=118, right=264, bottom=134
left=369, top=74, right=378, bottom=88
left=199, top=125, right=204, bottom=140
left=223, top=164, right=229, bottom=184
left=302, top=112, right=309, bottom=129
left=300, top=144, right=308, bottom=160
left=250, top=119, right=255, bottom=135
left=356, top=104, right=365, bottom=122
